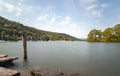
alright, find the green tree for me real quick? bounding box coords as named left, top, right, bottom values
left=102, top=28, right=113, bottom=42
left=0, top=16, right=80, bottom=41
left=87, top=24, right=120, bottom=42
left=86, top=29, right=102, bottom=42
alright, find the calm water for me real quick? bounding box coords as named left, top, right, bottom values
left=0, top=41, right=120, bottom=76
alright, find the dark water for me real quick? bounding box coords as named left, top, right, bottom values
left=0, top=41, right=120, bottom=76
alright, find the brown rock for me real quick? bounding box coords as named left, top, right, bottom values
left=30, top=66, right=87, bottom=76
left=0, top=67, right=20, bottom=76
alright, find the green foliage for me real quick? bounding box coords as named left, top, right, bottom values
left=86, top=24, right=120, bottom=42
left=0, top=16, right=80, bottom=41
left=86, top=29, right=102, bottom=42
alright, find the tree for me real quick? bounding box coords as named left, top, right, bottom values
left=87, top=24, right=120, bottom=42
left=0, top=16, right=80, bottom=41
left=102, top=28, right=113, bottom=42
left=86, top=29, right=102, bottom=42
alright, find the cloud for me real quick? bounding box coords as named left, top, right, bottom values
left=0, top=0, right=24, bottom=16
left=91, top=10, right=103, bottom=17
left=35, top=14, right=89, bottom=38
left=90, top=3, right=110, bottom=17
left=37, top=12, right=57, bottom=25
left=37, top=13, right=48, bottom=21
left=0, top=0, right=2, bottom=3
left=18, top=2, right=22, bottom=6
left=20, top=0, right=24, bottom=2
left=81, top=0, right=97, bottom=3
left=36, top=15, right=89, bottom=38
left=50, top=17, right=56, bottom=23
left=0, top=0, right=38, bottom=17
left=61, top=16, right=72, bottom=24
left=0, top=0, right=2, bottom=11
left=0, top=0, right=112, bottom=38
left=16, top=8, right=23, bottom=16
left=101, top=3, right=110, bottom=8
left=5, top=3, right=14, bottom=12
left=80, top=0, right=98, bottom=11
left=85, top=4, right=98, bottom=10
left=80, top=0, right=110, bottom=17
left=57, top=21, right=89, bottom=38
left=0, top=0, right=2, bottom=6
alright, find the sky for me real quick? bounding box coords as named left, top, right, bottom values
left=0, top=0, right=120, bottom=38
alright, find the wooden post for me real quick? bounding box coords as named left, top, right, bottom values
left=22, top=34, right=27, bottom=59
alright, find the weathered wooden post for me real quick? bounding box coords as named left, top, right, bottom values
left=22, top=34, right=27, bottom=59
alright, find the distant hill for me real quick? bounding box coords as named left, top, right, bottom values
left=0, top=16, right=80, bottom=41
left=86, top=24, right=120, bottom=42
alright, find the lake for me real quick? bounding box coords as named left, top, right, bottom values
left=0, top=41, right=120, bottom=76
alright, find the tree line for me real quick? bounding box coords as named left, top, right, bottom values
left=0, top=16, right=80, bottom=41
left=86, top=24, right=120, bottom=42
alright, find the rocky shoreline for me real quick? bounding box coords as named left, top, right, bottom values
left=0, top=54, right=20, bottom=76
left=0, top=54, right=87, bottom=76
left=30, top=66, right=87, bottom=76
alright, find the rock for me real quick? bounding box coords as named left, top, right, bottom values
left=0, top=57, right=19, bottom=64
left=0, top=54, right=19, bottom=64
left=68, top=73, right=87, bottom=76
left=0, top=67, right=20, bottom=76
left=30, top=66, right=87, bottom=76
left=0, top=54, right=8, bottom=58
left=0, top=54, right=20, bottom=76
left=30, top=66, right=64, bottom=76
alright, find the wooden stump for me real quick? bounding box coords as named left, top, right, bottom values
left=22, top=34, right=27, bottom=59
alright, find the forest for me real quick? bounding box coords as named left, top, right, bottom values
left=0, top=16, right=80, bottom=41
left=86, top=24, right=120, bottom=42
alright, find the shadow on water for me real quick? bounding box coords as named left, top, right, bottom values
left=0, top=62, right=17, bottom=68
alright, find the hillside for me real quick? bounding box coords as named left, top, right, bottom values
left=86, top=24, right=120, bottom=42
left=0, top=16, right=80, bottom=41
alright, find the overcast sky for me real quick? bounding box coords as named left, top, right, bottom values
left=0, top=0, right=120, bottom=38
